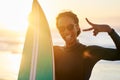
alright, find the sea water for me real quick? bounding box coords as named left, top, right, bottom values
left=0, top=27, right=120, bottom=80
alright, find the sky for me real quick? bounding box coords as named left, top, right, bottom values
left=0, top=0, right=120, bottom=32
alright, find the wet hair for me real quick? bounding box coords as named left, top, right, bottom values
left=56, top=11, right=80, bottom=36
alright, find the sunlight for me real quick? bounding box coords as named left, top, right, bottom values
left=0, top=0, right=33, bottom=32
left=0, top=0, right=120, bottom=80
left=0, top=0, right=56, bottom=32
left=83, top=51, right=92, bottom=58
left=0, top=52, right=22, bottom=80
left=0, top=0, right=120, bottom=32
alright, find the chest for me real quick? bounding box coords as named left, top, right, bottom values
left=55, top=49, right=85, bottom=71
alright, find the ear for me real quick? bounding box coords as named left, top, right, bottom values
left=76, top=25, right=81, bottom=36
left=77, top=25, right=81, bottom=32
left=75, top=24, right=79, bottom=30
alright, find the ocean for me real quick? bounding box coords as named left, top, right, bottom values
left=0, top=27, right=120, bottom=80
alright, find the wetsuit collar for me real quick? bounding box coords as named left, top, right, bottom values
left=64, top=40, right=80, bottom=51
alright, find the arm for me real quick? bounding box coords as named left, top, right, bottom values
left=85, top=46, right=120, bottom=60
left=83, top=18, right=112, bottom=36
left=108, top=29, right=120, bottom=51
left=83, top=18, right=120, bottom=51
left=83, top=18, right=120, bottom=60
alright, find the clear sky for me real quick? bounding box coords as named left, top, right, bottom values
left=0, top=0, right=120, bottom=32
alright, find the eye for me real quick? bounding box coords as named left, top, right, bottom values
left=57, top=26, right=65, bottom=32
left=67, top=24, right=74, bottom=31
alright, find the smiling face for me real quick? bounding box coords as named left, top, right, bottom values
left=57, top=16, right=80, bottom=46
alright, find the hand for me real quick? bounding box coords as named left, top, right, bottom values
left=83, top=18, right=112, bottom=36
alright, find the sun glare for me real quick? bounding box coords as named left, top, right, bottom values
left=0, top=0, right=120, bottom=32
left=0, top=52, right=22, bottom=80
left=0, top=0, right=33, bottom=32
left=0, top=0, right=57, bottom=33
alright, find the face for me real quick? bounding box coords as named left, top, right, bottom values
left=57, top=16, right=79, bottom=44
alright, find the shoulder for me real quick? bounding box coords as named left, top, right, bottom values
left=53, top=45, right=65, bottom=53
left=86, top=45, right=103, bottom=49
left=82, top=45, right=103, bottom=58
left=53, top=45, right=65, bottom=58
left=84, top=45, right=105, bottom=54
left=53, top=45, right=64, bottom=50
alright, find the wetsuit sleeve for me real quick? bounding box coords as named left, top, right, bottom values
left=108, top=29, right=120, bottom=50
left=85, top=29, right=120, bottom=60
left=86, top=46, right=120, bottom=60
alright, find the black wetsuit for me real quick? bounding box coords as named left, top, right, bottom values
left=54, top=29, right=120, bottom=80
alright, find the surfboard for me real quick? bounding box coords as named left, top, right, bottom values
left=18, top=0, right=54, bottom=80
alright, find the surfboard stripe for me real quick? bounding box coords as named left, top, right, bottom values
left=30, top=26, right=39, bottom=80
left=29, top=1, right=41, bottom=79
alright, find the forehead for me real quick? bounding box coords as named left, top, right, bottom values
left=57, top=16, right=75, bottom=26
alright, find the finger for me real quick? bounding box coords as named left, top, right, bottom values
left=86, top=18, right=95, bottom=26
left=82, top=27, right=93, bottom=31
left=93, top=30, right=98, bottom=36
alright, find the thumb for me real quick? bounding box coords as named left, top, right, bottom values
left=82, top=27, right=93, bottom=31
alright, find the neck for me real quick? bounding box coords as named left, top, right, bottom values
left=65, top=39, right=78, bottom=48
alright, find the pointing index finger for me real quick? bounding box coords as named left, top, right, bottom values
left=86, top=18, right=95, bottom=26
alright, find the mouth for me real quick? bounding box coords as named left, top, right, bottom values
left=65, top=35, right=72, bottom=41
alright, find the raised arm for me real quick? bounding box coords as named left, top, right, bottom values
left=83, top=18, right=112, bottom=36
left=83, top=18, right=120, bottom=50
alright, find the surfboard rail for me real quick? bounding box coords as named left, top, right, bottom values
left=18, top=0, right=55, bottom=80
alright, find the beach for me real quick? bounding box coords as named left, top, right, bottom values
left=0, top=52, right=120, bottom=80
left=0, top=0, right=120, bottom=80
left=0, top=28, right=120, bottom=80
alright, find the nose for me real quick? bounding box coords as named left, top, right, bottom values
left=63, top=28, right=71, bottom=35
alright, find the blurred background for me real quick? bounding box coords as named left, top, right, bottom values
left=0, top=0, right=120, bottom=80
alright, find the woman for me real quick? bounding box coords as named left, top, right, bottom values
left=54, top=11, right=120, bottom=80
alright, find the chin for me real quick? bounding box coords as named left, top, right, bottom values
left=66, top=39, right=75, bottom=44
